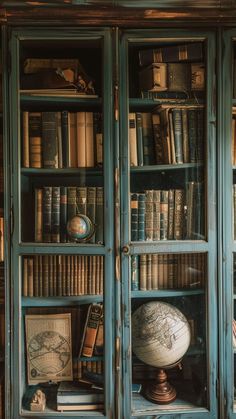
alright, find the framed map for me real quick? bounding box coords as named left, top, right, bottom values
left=25, top=313, right=73, bottom=385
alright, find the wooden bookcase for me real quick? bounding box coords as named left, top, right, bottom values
left=1, top=4, right=236, bottom=419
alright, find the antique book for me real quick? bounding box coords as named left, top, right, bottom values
left=153, top=190, right=160, bottom=241
left=138, top=193, right=145, bottom=241
left=139, top=254, right=147, bottom=290
left=85, top=112, right=95, bottom=167
left=168, top=189, right=175, bottom=240
left=76, top=112, right=86, bottom=167
left=181, top=108, right=189, bottom=163
left=130, top=193, right=138, bottom=241
left=25, top=313, right=73, bottom=384
left=79, top=303, right=103, bottom=358
left=187, top=108, right=197, bottom=163
left=34, top=188, right=43, bottom=242
left=42, top=111, right=58, bottom=168
left=42, top=186, right=52, bottom=243
left=172, top=108, right=184, bottom=164
left=94, top=112, right=103, bottom=166
left=139, top=63, right=167, bottom=91
left=60, top=186, right=68, bottom=243
left=167, top=63, right=191, bottom=92
left=139, top=42, right=203, bottom=66
left=174, top=189, right=184, bottom=240
left=42, top=255, right=49, bottom=297
left=152, top=113, right=163, bottom=164
left=29, top=112, right=42, bottom=168
left=51, top=186, right=60, bottom=243
left=94, top=315, right=104, bottom=356
left=61, top=110, right=69, bottom=167
left=145, top=190, right=154, bottom=241
left=142, top=113, right=155, bottom=165
left=160, top=190, right=169, bottom=240
left=69, top=112, right=77, bottom=168
left=191, top=63, right=205, bottom=91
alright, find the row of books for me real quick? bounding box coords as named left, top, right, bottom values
left=131, top=253, right=206, bottom=291
left=22, top=111, right=103, bottom=169
left=0, top=217, right=3, bottom=262
left=129, top=107, right=204, bottom=166
left=57, top=382, right=103, bottom=412
left=23, top=255, right=104, bottom=297
left=139, top=62, right=205, bottom=94
left=138, top=42, right=204, bottom=96
left=130, top=184, right=204, bottom=242
left=35, top=186, right=103, bottom=244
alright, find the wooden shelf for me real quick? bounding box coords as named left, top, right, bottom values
left=129, top=98, right=204, bottom=110
left=131, top=289, right=204, bottom=298
left=22, top=296, right=103, bottom=307
left=130, top=163, right=203, bottom=173
left=20, top=94, right=102, bottom=109
left=21, top=167, right=103, bottom=176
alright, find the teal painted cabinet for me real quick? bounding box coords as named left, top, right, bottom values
left=2, top=25, right=220, bottom=419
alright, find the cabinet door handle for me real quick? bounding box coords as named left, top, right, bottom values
left=122, top=245, right=130, bottom=254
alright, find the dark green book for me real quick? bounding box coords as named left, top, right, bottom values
left=67, top=186, right=77, bottom=221
left=77, top=187, right=87, bottom=214
left=187, top=109, right=197, bottom=163
left=42, top=186, right=52, bottom=242
left=172, top=108, right=183, bottom=164
left=51, top=186, right=60, bottom=243
left=42, top=111, right=58, bottom=168
left=60, top=186, right=67, bottom=243
left=142, top=113, right=155, bottom=165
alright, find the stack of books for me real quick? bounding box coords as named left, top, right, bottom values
left=57, top=382, right=104, bottom=411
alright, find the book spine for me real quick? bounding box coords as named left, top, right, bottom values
left=35, top=188, right=43, bottom=242
left=138, top=193, right=145, bottom=241
left=151, top=254, right=158, bottom=290
left=57, top=112, right=63, bottom=168
left=172, top=108, right=183, bottom=164
left=85, top=112, right=95, bottom=167
left=42, top=186, right=52, bottom=242
left=174, top=189, right=184, bottom=240
left=34, top=255, right=39, bottom=297
left=77, top=187, right=87, bottom=214
left=187, top=109, right=197, bottom=163
left=142, top=113, right=154, bottom=165
left=29, top=112, right=42, bottom=168
left=77, top=112, right=86, bottom=167
left=139, top=255, right=147, bottom=290
left=152, top=113, right=163, bottom=165
left=60, top=186, right=68, bottom=243
left=49, top=255, right=54, bottom=296
left=181, top=108, right=189, bottom=163
left=196, top=108, right=204, bottom=163
left=42, top=111, right=58, bottom=168
left=67, top=186, right=77, bottom=221
left=153, top=190, right=160, bottom=241
left=81, top=304, right=103, bottom=357
left=42, top=255, right=49, bottom=297
left=145, top=190, right=153, bottom=241
left=94, top=112, right=103, bottom=166
left=168, top=189, right=175, bottom=240
left=69, top=112, right=77, bottom=168
left=51, top=186, right=60, bottom=243
left=61, top=110, right=69, bottom=167
left=160, top=190, right=169, bottom=240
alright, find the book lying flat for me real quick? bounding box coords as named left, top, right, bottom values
left=57, top=381, right=103, bottom=404
left=57, top=403, right=104, bottom=411
left=20, top=89, right=98, bottom=98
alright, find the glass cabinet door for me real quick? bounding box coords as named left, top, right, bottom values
left=120, top=30, right=217, bottom=419
left=8, top=28, right=114, bottom=418
left=222, top=29, right=236, bottom=419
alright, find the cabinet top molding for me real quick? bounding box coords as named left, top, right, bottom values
left=2, top=6, right=236, bottom=25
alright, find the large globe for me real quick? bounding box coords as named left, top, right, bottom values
left=132, top=301, right=191, bottom=368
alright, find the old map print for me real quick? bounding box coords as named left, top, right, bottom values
left=25, top=313, right=73, bottom=384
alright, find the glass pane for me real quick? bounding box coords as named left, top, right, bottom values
left=20, top=39, right=104, bottom=244
left=129, top=40, right=206, bottom=241
left=131, top=252, right=207, bottom=410
left=21, top=305, right=104, bottom=413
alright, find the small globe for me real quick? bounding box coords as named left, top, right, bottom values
left=67, top=214, right=94, bottom=242
left=132, top=301, right=191, bottom=368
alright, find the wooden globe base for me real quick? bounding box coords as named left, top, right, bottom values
left=144, top=369, right=177, bottom=404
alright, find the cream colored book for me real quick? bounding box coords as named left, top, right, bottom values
left=76, top=112, right=86, bottom=167
left=85, top=112, right=95, bottom=167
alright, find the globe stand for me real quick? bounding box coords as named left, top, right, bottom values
left=145, top=369, right=177, bottom=404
